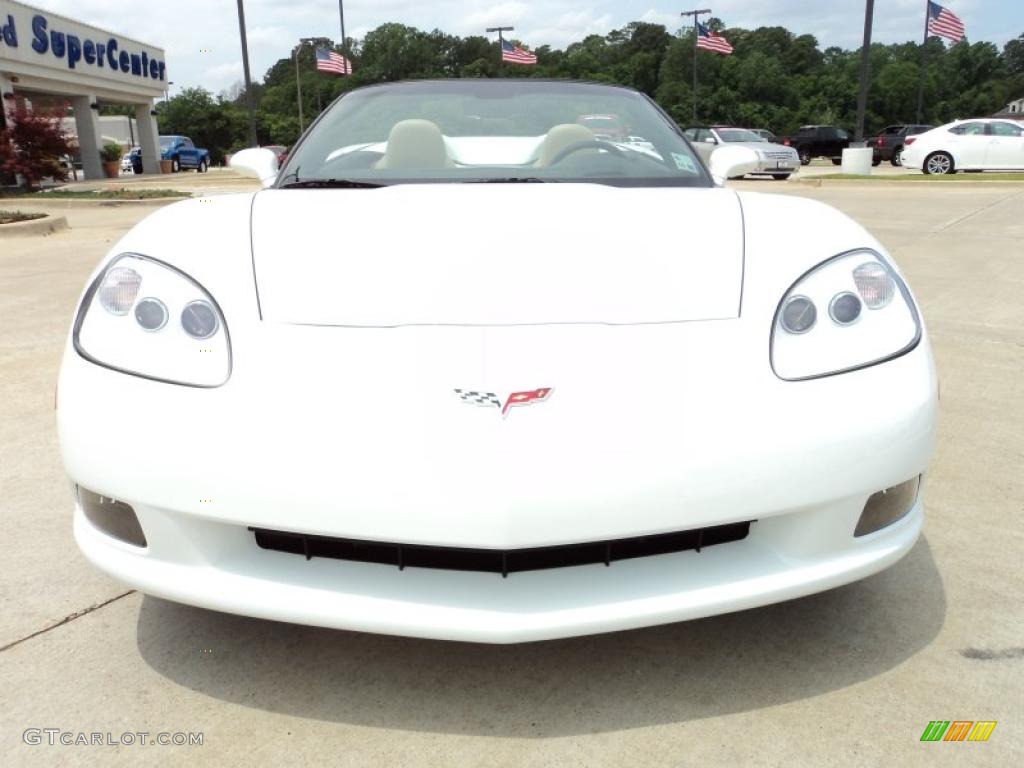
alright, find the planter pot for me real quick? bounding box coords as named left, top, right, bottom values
left=102, top=161, right=121, bottom=178
left=159, top=159, right=173, bottom=174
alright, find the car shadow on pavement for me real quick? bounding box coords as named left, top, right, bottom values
left=136, top=537, right=944, bottom=737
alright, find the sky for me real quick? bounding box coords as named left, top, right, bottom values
left=18, top=0, right=1024, bottom=95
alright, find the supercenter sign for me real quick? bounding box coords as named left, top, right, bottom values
left=0, top=0, right=166, bottom=93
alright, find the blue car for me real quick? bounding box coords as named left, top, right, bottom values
left=159, top=135, right=211, bottom=173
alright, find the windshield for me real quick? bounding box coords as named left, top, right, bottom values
left=716, top=128, right=765, bottom=143
left=279, top=80, right=710, bottom=188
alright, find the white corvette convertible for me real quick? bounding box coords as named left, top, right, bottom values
left=59, top=80, right=936, bottom=643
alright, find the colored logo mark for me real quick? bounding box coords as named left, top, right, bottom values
left=920, top=721, right=997, bottom=742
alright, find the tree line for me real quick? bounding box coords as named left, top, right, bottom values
left=152, top=20, right=1024, bottom=162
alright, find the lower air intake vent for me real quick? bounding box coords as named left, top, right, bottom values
left=252, top=521, right=751, bottom=577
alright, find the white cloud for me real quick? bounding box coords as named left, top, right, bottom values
left=523, top=11, right=615, bottom=48
left=457, top=2, right=530, bottom=34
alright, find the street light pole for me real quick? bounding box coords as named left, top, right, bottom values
left=486, top=26, right=514, bottom=74
left=853, top=0, right=876, bottom=143
left=680, top=9, right=712, bottom=123
left=234, top=0, right=258, bottom=147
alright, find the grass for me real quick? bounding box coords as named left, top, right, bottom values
left=0, top=210, right=47, bottom=225
left=814, top=172, right=1024, bottom=181
left=0, top=187, right=189, bottom=200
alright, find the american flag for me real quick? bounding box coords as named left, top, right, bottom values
left=501, top=40, right=538, bottom=65
left=927, top=1, right=966, bottom=44
left=696, top=23, right=733, bottom=55
left=315, top=48, right=352, bottom=75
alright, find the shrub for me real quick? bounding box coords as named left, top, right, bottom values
left=100, top=142, right=123, bottom=162
left=0, top=98, right=76, bottom=190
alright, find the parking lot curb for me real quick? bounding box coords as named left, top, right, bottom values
left=790, top=178, right=1024, bottom=189
left=0, top=214, right=69, bottom=238
left=6, top=196, right=191, bottom=209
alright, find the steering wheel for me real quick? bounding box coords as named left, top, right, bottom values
left=547, top=139, right=628, bottom=166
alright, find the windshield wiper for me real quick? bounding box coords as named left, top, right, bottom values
left=280, top=178, right=385, bottom=189
left=464, top=177, right=552, bottom=184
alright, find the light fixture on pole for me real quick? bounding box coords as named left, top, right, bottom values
left=680, top=9, right=712, bottom=123
left=235, top=0, right=258, bottom=147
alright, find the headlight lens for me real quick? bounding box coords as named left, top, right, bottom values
left=181, top=300, right=219, bottom=339
left=135, top=297, right=169, bottom=331
left=780, top=295, right=816, bottom=334
left=852, top=262, right=895, bottom=308
left=771, top=249, right=920, bottom=380
left=98, top=267, right=142, bottom=315
left=74, top=254, right=230, bottom=387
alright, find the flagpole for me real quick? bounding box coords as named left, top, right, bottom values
left=693, top=15, right=698, bottom=122
left=294, top=37, right=315, bottom=134
left=680, top=10, right=711, bottom=123
left=487, top=26, right=514, bottom=75
left=294, top=46, right=304, bottom=134
left=339, top=1, right=346, bottom=52
left=915, top=0, right=930, bottom=123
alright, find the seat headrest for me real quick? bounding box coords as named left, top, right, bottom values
left=376, top=119, right=453, bottom=170
left=535, top=124, right=596, bottom=166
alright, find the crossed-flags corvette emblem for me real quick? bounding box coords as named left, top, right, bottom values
left=454, top=387, right=553, bottom=418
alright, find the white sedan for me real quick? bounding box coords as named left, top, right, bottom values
left=58, top=80, right=936, bottom=643
left=902, top=118, right=1024, bottom=174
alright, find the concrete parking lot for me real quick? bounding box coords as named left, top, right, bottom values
left=1, top=174, right=1021, bottom=766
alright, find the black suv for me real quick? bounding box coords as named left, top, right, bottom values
left=867, top=125, right=933, bottom=166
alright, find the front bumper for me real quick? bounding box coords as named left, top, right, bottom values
left=60, top=315, right=936, bottom=641
left=750, top=157, right=800, bottom=175
left=74, top=495, right=924, bottom=643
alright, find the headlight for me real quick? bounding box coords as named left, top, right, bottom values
left=74, top=254, right=231, bottom=387
left=771, top=249, right=920, bottom=380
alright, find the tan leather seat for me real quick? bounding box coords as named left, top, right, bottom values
left=535, top=124, right=595, bottom=166
left=375, top=119, right=454, bottom=170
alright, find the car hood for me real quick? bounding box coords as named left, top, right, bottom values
left=729, top=142, right=794, bottom=153
left=250, top=184, right=744, bottom=326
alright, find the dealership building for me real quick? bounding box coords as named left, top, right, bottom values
left=0, top=0, right=167, bottom=178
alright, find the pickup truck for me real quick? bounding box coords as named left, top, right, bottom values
left=780, top=125, right=851, bottom=165
left=159, top=135, right=211, bottom=173
left=866, top=124, right=933, bottom=166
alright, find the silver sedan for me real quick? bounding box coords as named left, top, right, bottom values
left=684, top=126, right=800, bottom=180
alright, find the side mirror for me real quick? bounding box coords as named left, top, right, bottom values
left=230, top=148, right=279, bottom=188
left=708, top=145, right=760, bottom=185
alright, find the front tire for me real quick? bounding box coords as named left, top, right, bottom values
left=799, top=151, right=811, bottom=166
left=924, top=151, right=954, bottom=175
left=831, top=157, right=842, bottom=166
left=872, top=158, right=881, bottom=167
left=771, top=173, right=790, bottom=181
left=171, top=157, right=180, bottom=173
left=891, top=148, right=903, bottom=167
left=197, top=159, right=208, bottom=173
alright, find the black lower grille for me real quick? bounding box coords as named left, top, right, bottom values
left=252, top=521, right=751, bottom=577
